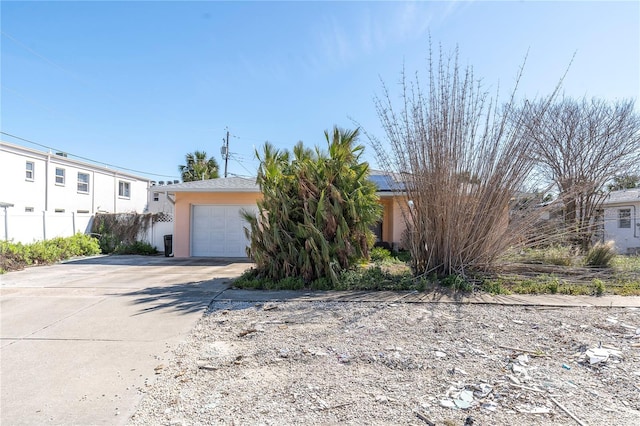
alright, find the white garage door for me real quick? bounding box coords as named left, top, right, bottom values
left=191, top=205, right=255, bottom=257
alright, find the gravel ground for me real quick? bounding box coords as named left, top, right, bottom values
left=129, top=299, right=640, bottom=426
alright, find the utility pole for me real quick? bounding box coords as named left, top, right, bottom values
left=221, top=129, right=230, bottom=178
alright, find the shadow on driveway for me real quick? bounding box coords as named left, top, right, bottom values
left=65, top=255, right=253, bottom=267
left=120, top=278, right=233, bottom=316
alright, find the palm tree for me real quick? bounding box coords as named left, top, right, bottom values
left=242, top=127, right=381, bottom=285
left=179, top=151, right=220, bottom=182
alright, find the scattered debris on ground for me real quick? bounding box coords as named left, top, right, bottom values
left=130, top=301, right=640, bottom=425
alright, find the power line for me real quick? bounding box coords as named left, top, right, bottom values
left=2, top=31, right=73, bottom=77
left=229, top=154, right=256, bottom=176
left=1, top=30, right=119, bottom=103
left=1, top=132, right=179, bottom=179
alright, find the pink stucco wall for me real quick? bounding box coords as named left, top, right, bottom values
left=173, top=192, right=261, bottom=257
left=172, top=191, right=408, bottom=257
left=379, top=196, right=409, bottom=249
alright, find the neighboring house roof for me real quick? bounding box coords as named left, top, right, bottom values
left=1, top=140, right=151, bottom=182
left=153, top=177, right=259, bottom=193
left=603, top=189, right=640, bottom=205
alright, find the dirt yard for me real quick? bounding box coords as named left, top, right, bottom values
left=129, top=300, right=640, bottom=425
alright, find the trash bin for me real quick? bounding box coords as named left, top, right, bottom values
left=163, top=234, right=173, bottom=257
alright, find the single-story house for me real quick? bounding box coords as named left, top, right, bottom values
left=601, top=189, right=640, bottom=254
left=158, top=173, right=408, bottom=258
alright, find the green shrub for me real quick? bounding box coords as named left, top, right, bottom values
left=585, top=241, right=616, bottom=267
left=233, top=268, right=270, bottom=289
left=482, top=279, right=511, bottom=295
left=0, top=241, right=30, bottom=271
left=393, top=250, right=412, bottom=263
left=113, top=241, right=158, bottom=255
left=441, top=274, right=473, bottom=292
left=310, top=277, right=332, bottom=291
left=29, top=240, right=62, bottom=265
left=592, top=279, right=606, bottom=296
left=370, top=247, right=392, bottom=262
left=273, top=276, right=305, bottom=290
left=234, top=264, right=425, bottom=292
left=0, top=234, right=101, bottom=272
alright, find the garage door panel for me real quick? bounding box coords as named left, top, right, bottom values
left=191, top=205, right=256, bottom=257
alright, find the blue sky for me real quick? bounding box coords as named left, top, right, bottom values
left=2, top=1, right=638, bottom=181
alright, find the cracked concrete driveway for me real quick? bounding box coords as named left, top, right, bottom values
left=0, top=255, right=251, bottom=425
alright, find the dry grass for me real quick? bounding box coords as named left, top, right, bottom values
left=483, top=252, right=640, bottom=295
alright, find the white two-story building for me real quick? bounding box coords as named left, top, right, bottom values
left=0, top=141, right=151, bottom=243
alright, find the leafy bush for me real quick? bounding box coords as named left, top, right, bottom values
left=274, top=276, right=305, bottom=290
left=370, top=247, right=392, bottom=262
left=481, top=279, right=512, bottom=295
left=113, top=241, right=158, bottom=255
left=0, top=234, right=100, bottom=272
left=310, top=277, right=332, bottom=291
left=441, top=274, right=474, bottom=292
left=585, top=241, right=616, bottom=267
left=233, top=264, right=422, bottom=292
left=592, top=279, right=606, bottom=296
left=393, top=250, right=412, bottom=263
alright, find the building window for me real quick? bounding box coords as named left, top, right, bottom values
left=25, top=207, right=34, bottom=213
left=55, top=167, right=65, bottom=185
left=26, top=161, right=34, bottom=180
left=619, top=209, right=631, bottom=229
left=54, top=208, right=65, bottom=213
left=118, top=181, right=131, bottom=198
left=77, top=172, right=90, bottom=193
left=77, top=209, right=89, bottom=214
left=153, top=192, right=159, bottom=202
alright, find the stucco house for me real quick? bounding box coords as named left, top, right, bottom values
left=601, top=188, right=640, bottom=254
left=155, top=173, right=408, bottom=258
left=0, top=140, right=151, bottom=242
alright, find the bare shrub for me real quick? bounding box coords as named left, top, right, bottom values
left=364, top=45, right=558, bottom=276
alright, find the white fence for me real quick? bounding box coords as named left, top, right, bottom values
left=0, top=211, right=174, bottom=252
left=0, top=211, right=93, bottom=243
left=139, top=216, right=174, bottom=252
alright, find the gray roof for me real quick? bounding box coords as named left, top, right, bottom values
left=152, top=177, right=259, bottom=193
left=151, top=172, right=405, bottom=194
left=603, top=189, right=640, bottom=205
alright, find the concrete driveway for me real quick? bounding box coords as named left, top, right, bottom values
left=0, top=255, right=251, bottom=425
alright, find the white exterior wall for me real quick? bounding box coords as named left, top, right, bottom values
left=1, top=145, right=48, bottom=212
left=1, top=142, right=150, bottom=214
left=146, top=185, right=176, bottom=214
left=1, top=141, right=152, bottom=243
left=603, top=202, right=640, bottom=254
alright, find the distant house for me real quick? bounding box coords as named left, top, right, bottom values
left=601, top=189, right=640, bottom=254
left=0, top=141, right=151, bottom=242
left=152, top=171, right=409, bottom=258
